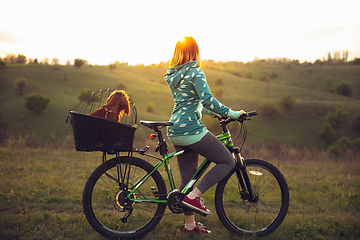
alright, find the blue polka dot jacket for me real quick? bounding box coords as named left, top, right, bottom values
left=164, top=60, right=235, bottom=137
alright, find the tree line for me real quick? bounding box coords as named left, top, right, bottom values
left=1, top=50, right=360, bottom=70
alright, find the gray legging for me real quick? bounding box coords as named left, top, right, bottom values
left=174, top=132, right=235, bottom=216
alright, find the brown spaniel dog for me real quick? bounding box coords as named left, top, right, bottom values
left=89, top=90, right=130, bottom=122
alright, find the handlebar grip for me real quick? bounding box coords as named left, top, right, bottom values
left=246, top=110, right=258, bottom=117
left=240, top=110, right=257, bottom=119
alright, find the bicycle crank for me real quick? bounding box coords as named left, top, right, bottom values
left=167, top=189, right=186, bottom=214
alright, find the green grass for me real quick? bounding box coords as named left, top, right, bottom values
left=1, top=63, right=360, bottom=146
left=0, top=145, right=359, bottom=239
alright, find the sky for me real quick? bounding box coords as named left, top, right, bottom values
left=1, top=0, right=360, bottom=66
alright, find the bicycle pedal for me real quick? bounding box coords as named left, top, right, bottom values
left=180, top=204, right=208, bottom=217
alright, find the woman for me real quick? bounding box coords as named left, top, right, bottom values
left=164, top=36, right=246, bottom=234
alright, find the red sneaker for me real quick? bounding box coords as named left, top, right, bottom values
left=184, top=222, right=211, bottom=234
left=182, top=196, right=210, bottom=215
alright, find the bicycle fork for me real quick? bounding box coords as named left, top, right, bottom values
left=233, top=150, right=257, bottom=203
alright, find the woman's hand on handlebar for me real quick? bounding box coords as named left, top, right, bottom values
left=214, top=110, right=246, bottom=120
left=237, top=110, right=246, bottom=119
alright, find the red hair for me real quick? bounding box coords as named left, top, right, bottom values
left=169, top=36, right=201, bottom=68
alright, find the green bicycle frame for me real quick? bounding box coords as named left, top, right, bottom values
left=126, top=131, right=234, bottom=204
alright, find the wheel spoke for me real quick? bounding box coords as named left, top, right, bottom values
left=83, top=157, right=167, bottom=239
left=215, top=159, right=289, bottom=236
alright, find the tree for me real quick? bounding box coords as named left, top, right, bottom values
left=336, top=82, right=353, bottom=97
left=5, top=54, right=16, bottom=63
left=327, top=52, right=332, bottom=63
left=259, top=100, right=278, bottom=119
left=351, top=112, right=360, bottom=133
left=353, top=58, right=360, bottom=65
left=78, top=89, right=93, bottom=102
left=279, top=93, right=296, bottom=111
left=318, top=122, right=335, bottom=144
left=41, top=57, right=49, bottom=65
left=16, top=54, right=27, bottom=64
left=74, top=58, right=86, bottom=69
left=51, top=57, right=60, bottom=65
left=116, top=82, right=127, bottom=90
left=147, top=102, right=155, bottom=113
left=325, top=108, right=348, bottom=129
left=244, top=70, right=254, bottom=79
left=0, top=59, right=6, bottom=69
left=343, top=49, right=349, bottom=62
left=14, top=77, right=28, bottom=95
left=109, top=64, right=116, bottom=71
left=258, top=74, right=270, bottom=82
left=25, top=93, right=50, bottom=113
left=325, top=75, right=334, bottom=88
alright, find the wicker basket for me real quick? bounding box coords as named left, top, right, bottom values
left=68, top=111, right=136, bottom=153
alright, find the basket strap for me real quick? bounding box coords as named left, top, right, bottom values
left=103, top=106, right=117, bottom=119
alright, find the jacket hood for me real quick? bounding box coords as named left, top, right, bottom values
left=164, top=61, right=199, bottom=88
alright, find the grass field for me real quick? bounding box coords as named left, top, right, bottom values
left=0, top=144, right=359, bottom=240
left=0, top=63, right=360, bottom=239
left=0, top=63, right=360, bottom=146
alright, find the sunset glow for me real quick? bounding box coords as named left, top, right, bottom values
left=1, top=0, right=359, bottom=65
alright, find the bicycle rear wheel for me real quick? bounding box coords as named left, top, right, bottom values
left=215, top=158, right=289, bottom=237
left=83, top=156, right=167, bottom=239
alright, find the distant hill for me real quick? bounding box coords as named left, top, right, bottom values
left=0, top=63, right=359, bottom=148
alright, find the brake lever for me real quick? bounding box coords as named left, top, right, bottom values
left=238, top=117, right=251, bottom=123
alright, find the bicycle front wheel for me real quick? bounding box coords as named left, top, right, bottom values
left=83, top=156, right=167, bottom=239
left=215, top=158, right=289, bottom=237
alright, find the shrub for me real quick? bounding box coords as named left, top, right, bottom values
left=244, top=70, right=254, bottom=79
left=25, top=93, right=50, bottom=113
left=351, top=112, right=360, bottom=132
left=146, top=102, right=155, bottom=113
left=325, top=74, right=334, bottom=88
left=258, top=74, right=270, bottom=82
left=279, top=93, right=296, bottom=111
left=328, top=136, right=360, bottom=156
left=318, top=122, right=335, bottom=144
left=109, top=64, right=116, bottom=71
left=15, top=77, right=28, bottom=95
left=259, top=100, right=278, bottom=119
left=74, top=58, right=86, bottom=69
left=116, top=82, right=127, bottom=90
left=325, top=108, right=348, bottom=129
left=0, top=59, right=6, bottom=69
left=271, top=72, right=279, bottom=78
left=77, top=89, right=93, bottom=102
left=336, top=82, right=353, bottom=97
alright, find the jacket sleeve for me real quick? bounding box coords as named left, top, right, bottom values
left=193, top=69, right=230, bottom=116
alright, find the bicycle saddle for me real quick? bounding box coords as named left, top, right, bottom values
left=140, top=120, right=173, bottom=129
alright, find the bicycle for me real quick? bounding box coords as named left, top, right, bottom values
left=79, top=110, right=289, bottom=239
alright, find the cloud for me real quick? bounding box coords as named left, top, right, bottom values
left=0, top=31, right=22, bottom=43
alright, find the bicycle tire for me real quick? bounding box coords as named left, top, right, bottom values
left=215, top=158, right=289, bottom=237
left=83, top=156, right=167, bottom=239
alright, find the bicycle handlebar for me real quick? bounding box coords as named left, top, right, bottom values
left=217, top=110, right=257, bottom=130
left=240, top=110, right=258, bottom=119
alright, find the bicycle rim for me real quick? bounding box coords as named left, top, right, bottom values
left=83, top=156, right=167, bottom=239
left=215, top=158, right=289, bottom=237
